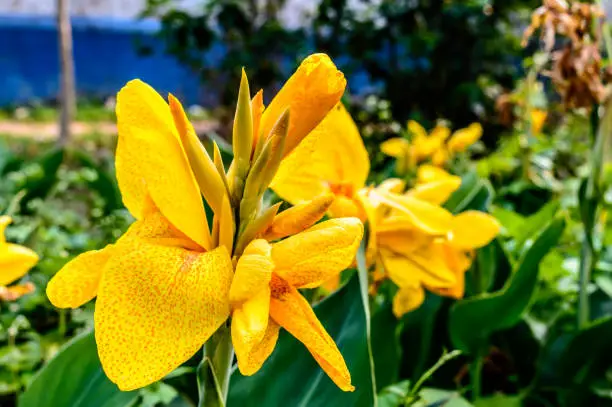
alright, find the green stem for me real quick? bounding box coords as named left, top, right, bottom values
left=578, top=106, right=605, bottom=329
left=469, top=255, right=486, bottom=402
left=470, top=350, right=483, bottom=402
left=407, top=350, right=462, bottom=402
left=198, top=323, right=234, bottom=407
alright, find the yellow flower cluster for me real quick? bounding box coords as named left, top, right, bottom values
left=381, top=121, right=483, bottom=172
left=0, top=216, right=39, bottom=301
left=47, top=54, right=362, bottom=391
left=272, top=107, right=499, bottom=318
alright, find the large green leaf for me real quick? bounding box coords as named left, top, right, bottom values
left=19, top=330, right=137, bottom=407
left=228, top=274, right=376, bottom=407
left=449, top=217, right=565, bottom=354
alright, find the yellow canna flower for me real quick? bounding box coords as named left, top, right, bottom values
left=447, top=123, right=483, bottom=153
left=0, top=216, right=39, bottom=290
left=230, top=218, right=363, bottom=391
left=273, top=105, right=500, bottom=317
left=47, top=80, right=234, bottom=391
left=47, top=54, right=360, bottom=395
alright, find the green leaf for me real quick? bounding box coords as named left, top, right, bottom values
left=558, top=316, right=612, bottom=385
left=418, top=388, right=473, bottom=407
left=449, top=217, right=565, bottom=354
left=444, top=172, right=493, bottom=214
left=228, top=274, right=376, bottom=407
left=19, top=330, right=137, bottom=407
left=377, top=380, right=410, bottom=407
left=513, top=201, right=559, bottom=252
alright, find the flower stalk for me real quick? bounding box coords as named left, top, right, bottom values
left=198, top=323, right=234, bottom=407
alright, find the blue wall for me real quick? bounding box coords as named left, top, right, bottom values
left=0, top=14, right=208, bottom=106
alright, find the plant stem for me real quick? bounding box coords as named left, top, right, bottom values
left=470, top=350, right=483, bottom=402
left=198, top=323, right=234, bottom=407
left=407, top=350, right=462, bottom=401
left=578, top=105, right=605, bottom=329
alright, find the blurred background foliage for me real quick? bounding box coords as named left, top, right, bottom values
left=3, top=0, right=612, bottom=407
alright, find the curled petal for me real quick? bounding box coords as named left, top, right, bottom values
left=260, top=54, right=346, bottom=158
left=116, top=79, right=211, bottom=250
left=270, top=277, right=353, bottom=391
left=451, top=211, right=500, bottom=250
left=47, top=246, right=113, bottom=308
left=95, top=243, right=233, bottom=391
left=0, top=243, right=39, bottom=286
left=271, top=218, right=363, bottom=289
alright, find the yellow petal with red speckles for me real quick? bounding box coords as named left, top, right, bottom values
left=95, top=242, right=232, bottom=391
left=47, top=246, right=113, bottom=308
left=269, top=277, right=353, bottom=391
left=271, top=218, right=363, bottom=289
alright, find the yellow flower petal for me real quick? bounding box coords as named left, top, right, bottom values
left=380, top=138, right=410, bottom=158
left=416, top=165, right=456, bottom=184
left=233, top=316, right=279, bottom=376
left=230, top=239, right=273, bottom=304
left=260, top=54, right=346, bottom=158
left=447, top=123, right=483, bottom=153
left=372, top=191, right=453, bottom=235
left=393, top=285, right=425, bottom=317
left=46, top=246, right=113, bottom=308
left=269, top=276, right=354, bottom=391
left=378, top=179, right=406, bottom=194
left=271, top=102, right=369, bottom=205
left=431, top=147, right=449, bottom=166
left=405, top=177, right=461, bottom=205
left=115, top=79, right=211, bottom=250
left=263, top=194, right=334, bottom=241
left=95, top=243, right=233, bottom=391
left=327, top=195, right=365, bottom=220
left=168, top=94, right=227, bottom=216
left=251, top=90, right=265, bottom=157
left=377, top=228, right=432, bottom=255
left=232, top=288, right=272, bottom=375
left=407, top=120, right=428, bottom=141
left=271, top=218, right=363, bottom=289
left=450, top=211, right=500, bottom=250
left=0, top=243, right=39, bottom=287
left=380, top=247, right=456, bottom=289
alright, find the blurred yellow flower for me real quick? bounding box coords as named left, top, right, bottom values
left=0, top=216, right=39, bottom=296
left=381, top=121, right=483, bottom=173
left=273, top=106, right=500, bottom=317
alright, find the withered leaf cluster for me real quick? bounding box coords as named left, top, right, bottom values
left=523, top=0, right=608, bottom=109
